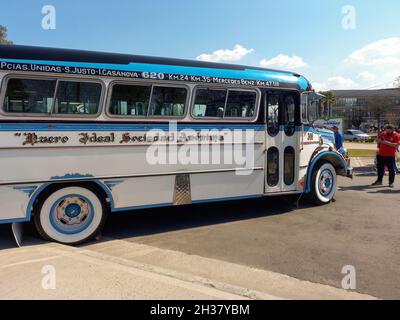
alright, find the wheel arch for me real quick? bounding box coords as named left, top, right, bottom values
left=305, top=151, right=347, bottom=193
left=29, top=180, right=111, bottom=219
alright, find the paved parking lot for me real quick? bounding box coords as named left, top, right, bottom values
left=1, top=162, right=399, bottom=299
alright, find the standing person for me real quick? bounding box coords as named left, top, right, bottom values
left=332, top=126, right=346, bottom=156
left=371, top=124, right=400, bottom=188
left=395, top=127, right=400, bottom=174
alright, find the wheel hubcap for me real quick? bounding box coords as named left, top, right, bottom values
left=50, top=195, right=94, bottom=234
left=65, top=203, right=82, bottom=218
left=319, top=169, right=334, bottom=196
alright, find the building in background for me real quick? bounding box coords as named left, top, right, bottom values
left=328, top=89, right=400, bottom=131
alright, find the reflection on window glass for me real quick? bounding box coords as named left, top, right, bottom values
left=267, top=147, right=279, bottom=187
left=284, top=146, right=295, bottom=185
left=308, top=102, right=318, bottom=122
left=149, top=86, right=187, bottom=117
left=225, top=91, right=256, bottom=118
left=55, top=81, right=102, bottom=114
left=109, top=84, right=151, bottom=116
left=267, top=95, right=280, bottom=136
left=300, top=94, right=308, bottom=123
left=193, top=88, right=227, bottom=117
left=4, top=78, right=56, bottom=113
left=284, top=95, right=296, bottom=136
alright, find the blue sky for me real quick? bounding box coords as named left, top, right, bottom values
left=1, top=0, right=400, bottom=90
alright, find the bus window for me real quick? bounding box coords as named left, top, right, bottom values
left=267, top=95, right=280, bottom=136
left=3, top=78, right=56, bottom=114
left=109, top=84, right=151, bottom=116
left=192, top=88, right=227, bottom=118
left=267, top=147, right=279, bottom=187
left=149, top=86, right=187, bottom=117
left=225, top=91, right=256, bottom=118
left=308, top=101, right=318, bottom=123
left=284, top=146, right=295, bottom=185
left=54, top=81, right=102, bottom=115
left=283, top=95, right=296, bottom=136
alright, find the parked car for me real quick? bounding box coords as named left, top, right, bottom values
left=343, top=129, right=371, bottom=142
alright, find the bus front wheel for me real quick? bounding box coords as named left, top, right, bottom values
left=34, top=186, right=107, bottom=245
left=309, top=162, right=337, bottom=205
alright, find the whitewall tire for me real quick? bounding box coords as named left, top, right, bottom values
left=34, top=186, right=106, bottom=245
left=309, top=162, right=337, bottom=205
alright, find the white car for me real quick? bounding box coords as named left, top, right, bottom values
left=343, top=129, right=370, bottom=142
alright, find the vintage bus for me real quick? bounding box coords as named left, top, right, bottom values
left=0, top=45, right=352, bottom=245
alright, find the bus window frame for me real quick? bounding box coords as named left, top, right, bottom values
left=106, top=80, right=190, bottom=120
left=0, top=74, right=105, bottom=118
left=190, top=85, right=261, bottom=122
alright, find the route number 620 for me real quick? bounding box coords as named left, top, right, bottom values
left=142, top=72, right=165, bottom=80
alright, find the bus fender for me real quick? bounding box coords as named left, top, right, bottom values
left=305, top=151, right=348, bottom=193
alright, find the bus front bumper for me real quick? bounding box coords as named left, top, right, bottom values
left=347, top=166, right=354, bottom=179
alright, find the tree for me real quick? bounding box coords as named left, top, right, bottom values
left=0, top=25, right=13, bottom=44
left=395, top=76, right=400, bottom=88
left=320, top=91, right=336, bottom=117
left=365, top=96, right=396, bottom=128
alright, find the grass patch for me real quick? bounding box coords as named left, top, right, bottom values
left=347, top=149, right=376, bottom=158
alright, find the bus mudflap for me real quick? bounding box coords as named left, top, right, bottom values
left=12, top=222, right=24, bottom=247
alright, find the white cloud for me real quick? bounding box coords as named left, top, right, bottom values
left=196, top=44, right=254, bottom=62
left=312, top=82, right=328, bottom=92
left=347, top=37, right=400, bottom=66
left=357, top=71, right=376, bottom=82
left=259, top=54, right=308, bottom=70
left=313, top=76, right=358, bottom=91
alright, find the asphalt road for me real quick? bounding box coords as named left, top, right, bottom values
left=101, top=174, right=400, bottom=299
left=1, top=165, right=399, bottom=299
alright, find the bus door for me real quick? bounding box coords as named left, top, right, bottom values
left=265, top=91, right=299, bottom=193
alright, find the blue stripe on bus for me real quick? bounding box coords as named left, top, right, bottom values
left=113, top=194, right=264, bottom=212
left=0, top=217, right=30, bottom=224
left=192, top=194, right=263, bottom=204
left=0, top=58, right=309, bottom=90
left=0, top=123, right=267, bottom=131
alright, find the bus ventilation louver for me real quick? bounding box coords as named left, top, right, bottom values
left=173, top=174, right=192, bottom=205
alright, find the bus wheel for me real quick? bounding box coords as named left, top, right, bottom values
left=34, top=186, right=107, bottom=245
left=309, top=162, right=337, bottom=205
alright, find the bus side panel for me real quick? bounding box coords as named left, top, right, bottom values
left=0, top=185, right=31, bottom=222
left=0, top=138, right=265, bottom=184
left=104, top=175, right=175, bottom=210
left=190, top=170, right=264, bottom=202
left=103, top=170, right=264, bottom=211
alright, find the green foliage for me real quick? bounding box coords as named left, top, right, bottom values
left=0, top=25, right=13, bottom=44
left=395, top=76, right=400, bottom=88
left=320, top=91, right=336, bottom=106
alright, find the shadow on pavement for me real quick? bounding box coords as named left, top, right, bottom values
left=338, top=184, right=376, bottom=191
left=0, top=222, right=45, bottom=250
left=0, top=195, right=312, bottom=249
left=367, top=189, right=400, bottom=194
left=0, top=224, right=17, bottom=250
left=102, top=195, right=309, bottom=240
left=353, top=165, right=376, bottom=177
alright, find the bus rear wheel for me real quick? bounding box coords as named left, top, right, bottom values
left=34, top=186, right=107, bottom=245
left=309, top=162, right=337, bottom=205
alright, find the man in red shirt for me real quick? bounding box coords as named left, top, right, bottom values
left=372, top=124, right=400, bottom=188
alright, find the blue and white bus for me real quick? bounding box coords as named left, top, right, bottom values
left=0, top=45, right=352, bottom=245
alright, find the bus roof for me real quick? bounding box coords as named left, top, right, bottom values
left=0, top=45, right=312, bottom=91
